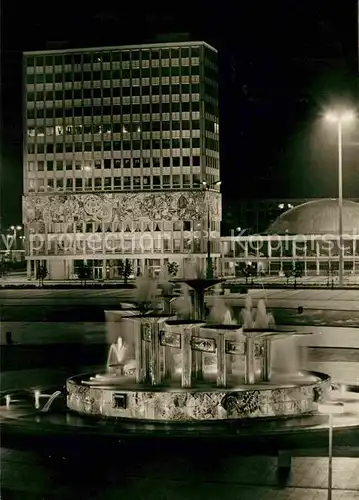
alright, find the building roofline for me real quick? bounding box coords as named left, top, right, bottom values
left=23, top=40, right=217, bottom=56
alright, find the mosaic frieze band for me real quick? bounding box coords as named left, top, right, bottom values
left=67, top=373, right=331, bottom=421
left=23, top=191, right=222, bottom=224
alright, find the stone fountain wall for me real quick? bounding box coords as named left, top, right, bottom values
left=67, top=371, right=331, bottom=421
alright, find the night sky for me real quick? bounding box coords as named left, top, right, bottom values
left=1, top=1, right=358, bottom=229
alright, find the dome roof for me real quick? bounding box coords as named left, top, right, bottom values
left=267, top=198, right=359, bottom=235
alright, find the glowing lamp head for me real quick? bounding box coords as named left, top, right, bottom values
left=325, top=111, right=339, bottom=123
left=325, top=109, right=356, bottom=123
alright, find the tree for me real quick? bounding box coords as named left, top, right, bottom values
left=292, top=261, right=304, bottom=288
left=283, top=262, right=292, bottom=286
left=117, top=260, right=124, bottom=281
left=123, top=259, right=132, bottom=284
left=77, top=263, right=92, bottom=286
left=167, top=261, right=179, bottom=277
left=37, top=264, right=48, bottom=287
left=0, top=259, right=8, bottom=278
left=238, top=262, right=256, bottom=284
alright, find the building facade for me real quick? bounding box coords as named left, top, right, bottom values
left=23, top=41, right=221, bottom=279
left=221, top=199, right=359, bottom=277
left=222, top=198, right=359, bottom=236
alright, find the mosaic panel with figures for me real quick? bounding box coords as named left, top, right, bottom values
left=23, top=192, right=222, bottom=224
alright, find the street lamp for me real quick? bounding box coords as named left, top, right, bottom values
left=324, top=109, right=356, bottom=286
left=8, top=225, right=22, bottom=254
left=202, top=180, right=221, bottom=278
left=317, top=401, right=345, bottom=500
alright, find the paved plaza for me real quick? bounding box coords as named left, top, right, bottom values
left=1, top=446, right=358, bottom=499
left=1, top=287, right=358, bottom=498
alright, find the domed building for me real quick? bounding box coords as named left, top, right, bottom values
left=266, top=198, right=359, bottom=235
left=220, top=198, right=359, bottom=278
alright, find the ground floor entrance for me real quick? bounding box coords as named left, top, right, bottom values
left=26, top=255, right=221, bottom=281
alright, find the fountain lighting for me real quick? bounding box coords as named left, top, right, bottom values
left=67, top=282, right=331, bottom=422
left=34, top=390, right=41, bottom=409
left=5, top=394, right=11, bottom=409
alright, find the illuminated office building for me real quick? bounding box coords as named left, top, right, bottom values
left=23, top=41, right=221, bottom=279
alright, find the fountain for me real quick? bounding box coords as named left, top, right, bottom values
left=67, top=280, right=331, bottom=422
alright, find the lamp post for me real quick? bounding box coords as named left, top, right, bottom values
left=202, top=180, right=221, bottom=278
left=9, top=225, right=22, bottom=251
left=324, top=109, right=356, bottom=286
left=317, top=401, right=345, bottom=500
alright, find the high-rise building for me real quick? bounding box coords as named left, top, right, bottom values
left=23, top=41, right=221, bottom=280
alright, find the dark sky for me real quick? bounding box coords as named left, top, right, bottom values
left=1, top=1, right=358, bottom=229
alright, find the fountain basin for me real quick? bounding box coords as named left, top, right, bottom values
left=67, top=371, right=331, bottom=422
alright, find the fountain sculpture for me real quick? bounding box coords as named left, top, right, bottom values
left=67, top=276, right=331, bottom=422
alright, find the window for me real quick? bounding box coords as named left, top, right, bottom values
left=66, top=179, right=73, bottom=190
left=84, top=178, right=93, bottom=190
left=183, top=156, right=190, bottom=166
left=173, top=157, right=180, bottom=167
left=133, top=159, right=140, bottom=168
left=123, top=159, right=131, bottom=168
left=104, top=178, right=111, bottom=190
left=163, top=175, right=170, bottom=186
left=152, top=158, right=160, bottom=168
left=143, top=176, right=150, bottom=188
left=38, top=161, right=44, bottom=171
left=184, top=221, right=191, bottom=231
left=56, top=160, right=63, bottom=170
left=193, top=174, right=201, bottom=186
left=47, top=160, right=54, bottom=171
left=46, top=143, right=54, bottom=154
left=56, top=179, right=64, bottom=190
left=173, top=175, right=180, bottom=187
left=193, top=156, right=200, bottom=166
left=123, top=177, right=131, bottom=187
left=94, top=178, right=102, bottom=190
left=114, top=177, right=122, bottom=188
left=75, top=161, right=82, bottom=170
left=37, top=144, right=44, bottom=154
left=95, top=160, right=102, bottom=169
left=183, top=174, right=191, bottom=187
left=133, top=177, right=141, bottom=189
left=104, top=159, right=111, bottom=169
left=114, top=159, right=121, bottom=168
left=75, top=178, right=83, bottom=190
left=28, top=161, right=34, bottom=171
left=66, top=161, right=73, bottom=170
left=27, top=144, right=35, bottom=154
left=163, top=157, right=170, bottom=167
